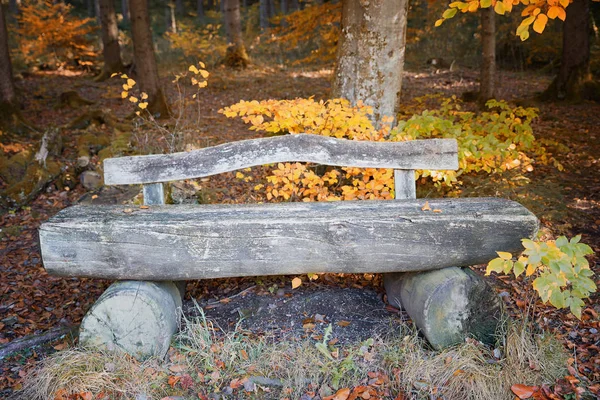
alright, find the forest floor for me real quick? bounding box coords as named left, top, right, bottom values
left=0, top=64, right=599, bottom=398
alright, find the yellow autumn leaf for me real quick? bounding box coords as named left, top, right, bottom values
left=494, top=1, right=505, bottom=14
left=121, top=91, right=128, bottom=99
left=141, top=92, right=148, bottom=100
left=533, top=13, right=548, bottom=34
left=497, top=251, right=513, bottom=260
left=129, top=96, right=138, bottom=103
left=235, top=172, right=245, bottom=179
left=503, top=0, right=513, bottom=13
left=191, top=77, right=198, bottom=85
left=120, top=74, right=128, bottom=78
left=559, top=0, right=569, bottom=7
left=122, top=83, right=130, bottom=90
left=138, top=102, right=148, bottom=109
left=198, top=61, right=206, bottom=68
left=198, top=81, right=208, bottom=88
left=435, top=18, right=444, bottom=27
left=189, top=65, right=199, bottom=74
left=199, top=70, right=209, bottom=78
left=526, top=263, right=537, bottom=276
left=127, top=78, right=136, bottom=87
left=291, top=277, right=302, bottom=289
left=110, top=72, right=118, bottom=78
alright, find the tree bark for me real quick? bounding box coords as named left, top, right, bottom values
left=479, top=6, right=496, bottom=104
left=545, top=0, right=592, bottom=101
left=8, top=0, right=20, bottom=15
left=122, top=0, right=130, bottom=24
left=332, top=0, right=409, bottom=126
left=130, top=0, right=171, bottom=117
left=0, top=3, right=18, bottom=125
left=175, top=0, right=184, bottom=14
left=197, top=0, right=204, bottom=21
left=259, top=0, right=269, bottom=29
left=280, top=0, right=287, bottom=14
left=223, top=0, right=249, bottom=68
left=165, top=0, right=177, bottom=33
left=290, top=0, right=299, bottom=12
left=97, top=0, right=125, bottom=80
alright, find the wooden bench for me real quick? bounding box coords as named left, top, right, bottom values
left=39, top=134, right=539, bottom=358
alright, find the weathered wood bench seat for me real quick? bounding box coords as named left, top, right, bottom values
left=39, top=134, right=539, bottom=358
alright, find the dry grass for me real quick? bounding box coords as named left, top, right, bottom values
left=15, top=310, right=567, bottom=400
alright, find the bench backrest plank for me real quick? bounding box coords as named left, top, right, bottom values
left=104, top=134, right=458, bottom=186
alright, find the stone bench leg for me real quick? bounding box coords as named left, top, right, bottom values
left=383, top=267, right=502, bottom=350
left=79, top=280, right=185, bottom=360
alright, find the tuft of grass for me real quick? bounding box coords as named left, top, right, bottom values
left=16, top=307, right=568, bottom=400
left=13, top=349, right=168, bottom=400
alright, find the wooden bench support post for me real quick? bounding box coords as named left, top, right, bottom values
left=78, top=183, right=187, bottom=359
left=78, top=280, right=185, bottom=359
left=384, top=170, right=503, bottom=349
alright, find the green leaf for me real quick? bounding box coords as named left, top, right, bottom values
left=556, top=236, right=568, bottom=248
left=486, top=258, right=505, bottom=275
left=533, top=275, right=551, bottom=302
left=569, top=298, right=584, bottom=319
left=503, top=260, right=514, bottom=274
left=442, top=8, right=458, bottom=19
left=513, top=261, right=525, bottom=278
left=549, top=290, right=566, bottom=309
left=570, top=235, right=581, bottom=244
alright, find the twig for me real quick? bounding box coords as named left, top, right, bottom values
left=204, top=285, right=257, bottom=308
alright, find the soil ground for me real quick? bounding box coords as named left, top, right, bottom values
left=1, top=65, right=599, bottom=396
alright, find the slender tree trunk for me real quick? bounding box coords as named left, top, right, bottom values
left=176, top=0, right=184, bottom=14
left=223, top=0, right=249, bottom=68
left=479, top=6, right=496, bottom=104
left=290, top=0, right=299, bottom=12
left=87, top=0, right=95, bottom=17
left=0, top=4, right=20, bottom=129
left=97, top=0, right=125, bottom=80
left=208, top=0, right=214, bottom=10
left=94, top=0, right=101, bottom=23
left=220, top=0, right=224, bottom=13
left=122, top=0, right=130, bottom=24
left=268, top=0, right=275, bottom=17
left=332, top=0, right=409, bottom=125
left=9, top=0, right=21, bottom=15
left=259, top=0, right=268, bottom=29
left=197, top=0, right=204, bottom=21
left=130, top=0, right=170, bottom=117
left=280, top=0, right=287, bottom=14
left=165, top=0, right=177, bottom=33
left=545, top=0, right=592, bottom=101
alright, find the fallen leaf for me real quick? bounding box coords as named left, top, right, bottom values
left=169, top=364, right=187, bottom=373
left=433, top=209, right=442, bottom=213
left=337, top=320, right=351, bottom=327
left=140, top=205, right=149, bottom=209
left=511, top=384, right=538, bottom=399
left=167, top=375, right=181, bottom=387
left=53, top=342, right=67, bottom=351
left=421, top=201, right=431, bottom=211
left=123, top=208, right=133, bottom=213
left=292, top=277, right=302, bottom=289
left=323, top=387, right=351, bottom=400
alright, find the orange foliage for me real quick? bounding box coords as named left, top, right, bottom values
left=16, top=0, right=97, bottom=68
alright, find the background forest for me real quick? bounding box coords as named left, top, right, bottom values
left=0, top=0, right=599, bottom=399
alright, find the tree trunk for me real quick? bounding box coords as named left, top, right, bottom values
left=197, top=0, right=204, bottom=21
left=165, top=0, right=177, bottom=33
left=223, top=0, right=249, bottom=68
left=97, top=0, right=125, bottom=80
left=122, top=0, right=130, bottom=24
left=479, top=6, right=496, bottom=104
left=175, top=0, right=184, bottom=14
left=87, top=0, right=95, bottom=17
left=0, top=3, right=18, bottom=125
left=207, top=0, right=215, bottom=10
left=94, top=0, right=101, bottom=24
left=8, top=0, right=21, bottom=15
left=259, top=0, right=269, bottom=29
left=290, top=0, right=299, bottom=12
left=332, top=0, right=408, bottom=126
left=130, top=0, right=171, bottom=117
left=545, top=0, right=592, bottom=101
left=280, top=0, right=287, bottom=14
left=268, top=0, right=276, bottom=17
